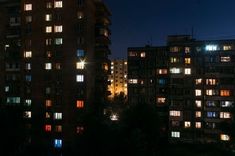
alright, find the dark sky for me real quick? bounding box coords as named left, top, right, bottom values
left=104, top=0, right=235, bottom=59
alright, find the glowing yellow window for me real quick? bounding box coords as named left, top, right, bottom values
left=184, top=121, right=191, bottom=128
left=185, top=58, right=191, bottom=64
left=220, top=134, right=230, bottom=141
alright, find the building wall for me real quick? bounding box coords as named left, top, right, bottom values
left=108, top=59, right=127, bottom=98
left=128, top=36, right=235, bottom=145
left=0, top=0, right=111, bottom=154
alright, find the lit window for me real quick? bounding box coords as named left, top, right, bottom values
left=46, top=26, right=52, bottom=33
left=24, top=51, right=32, bottom=58
left=128, top=79, right=138, bottom=84
left=25, top=63, right=31, bottom=70
left=24, top=111, right=32, bottom=118
left=45, top=112, right=51, bottom=119
left=46, top=51, right=52, bottom=58
left=45, top=100, right=52, bottom=107
left=55, top=38, right=63, bottom=45
left=54, top=139, right=62, bottom=148
left=54, top=25, right=63, bottom=33
left=220, top=90, right=230, bottom=96
left=24, top=4, right=32, bottom=11
left=184, top=68, right=191, bottom=75
left=157, top=79, right=166, bottom=85
left=25, top=99, right=32, bottom=106
left=45, top=125, right=52, bottom=132
left=184, top=121, right=191, bottom=128
left=77, top=49, right=85, bottom=57
left=76, top=100, right=84, bottom=108
left=206, top=89, right=217, bottom=96
left=206, top=79, right=216, bottom=85
left=55, top=125, right=62, bottom=132
left=195, top=89, right=202, bottom=96
left=207, top=112, right=217, bottom=118
left=171, top=131, right=180, bottom=138
left=46, top=38, right=52, bottom=45
left=170, top=57, right=179, bottom=63
left=195, top=100, right=202, bottom=107
left=220, top=112, right=231, bottom=119
left=170, top=110, right=181, bottom=117
left=170, top=68, right=181, bottom=74
left=220, top=134, right=230, bottom=141
left=5, top=86, right=9, bottom=92
left=76, top=61, right=85, bottom=69
left=196, top=111, right=201, bottom=118
left=140, top=52, right=146, bottom=58
left=54, top=1, right=63, bottom=8
left=76, top=126, right=84, bottom=134
left=76, top=75, right=84, bottom=82
left=45, top=14, right=52, bottom=21
left=185, top=58, right=191, bottom=64
left=157, top=97, right=166, bottom=104
left=45, top=63, right=52, bottom=70
left=157, top=69, right=168, bottom=75
left=185, top=47, right=190, bottom=53
left=223, top=45, right=232, bottom=51
left=170, top=47, right=179, bottom=52
left=77, top=11, right=84, bottom=19
left=25, top=75, right=32, bottom=82
left=221, top=101, right=233, bottom=108
left=46, top=2, right=53, bottom=8
left=55, top=63, right=61, bottom=70
left=128, top=51, right=138, bottom=57
left=205, top=45, right=218, bottom=51
left=220, top=56, right=231, bottom=62
left=6, top=97, right=20, bottom=104
left=54, top=113, right=62, bottom=120
left=195, top=122, right=201, bottom=129
left=195, top=78, right=202, bottom=85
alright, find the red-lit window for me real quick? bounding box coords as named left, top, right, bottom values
left=76, top=126, right=84, bottom=134
left=220, top=90, right=230, bottom=96
left=45, top=125, right=51, bottom=132
left=76, top=100, right=84, bottom=108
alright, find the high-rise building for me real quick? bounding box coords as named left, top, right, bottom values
left=128, top=45, right=169, bottom=139
left=0, top=0, right=111, bottom=154
left=128, top=35, right=235, bottom=147
left=108, top=59, right=128, bottom=98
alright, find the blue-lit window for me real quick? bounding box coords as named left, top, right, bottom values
left=25, top=75, right=32, bottom=82
left=207, top=112, right=217, bottom=118
left=77, top=49, right=84, bottom=57
left=158, top=79, right=166, bottom=85
left=205, top=45, right=218, bottom=51
left=54, top=139, right=62, bottom=148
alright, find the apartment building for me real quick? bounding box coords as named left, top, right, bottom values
left=0, top=0, right=111, bottom=154
left=128, top=35, right=235, bottom=147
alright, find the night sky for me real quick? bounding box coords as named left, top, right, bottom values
left=104, top=0, right=235, bottom=59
